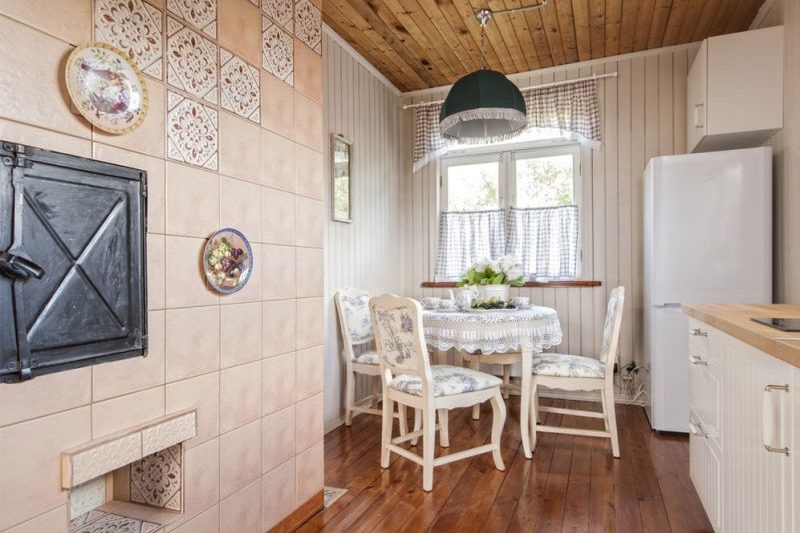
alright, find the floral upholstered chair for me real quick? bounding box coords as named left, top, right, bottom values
left=334, top=288, right=406, bottom=432
left=530, top=286, right=625, bottom=457
left=369, top=293, right=506, bottom=492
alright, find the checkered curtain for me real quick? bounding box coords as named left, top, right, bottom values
left=434, top=209, right=506, bottom=281
left=412, top=79, right=601, bottom=172
left=524, top=79, right=601, bottom=147
left=506, top=206, right=581, bottom=279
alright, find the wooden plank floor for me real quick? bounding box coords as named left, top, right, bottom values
left=300, top=398, right=712, bottom=533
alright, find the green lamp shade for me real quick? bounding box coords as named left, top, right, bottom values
left=439, top=69, right=527, bottom=142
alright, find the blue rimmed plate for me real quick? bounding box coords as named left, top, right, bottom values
left=203, top=228, right=253, bottom=294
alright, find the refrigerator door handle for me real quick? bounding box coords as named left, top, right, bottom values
left=653, top=303, right=682, bottom=309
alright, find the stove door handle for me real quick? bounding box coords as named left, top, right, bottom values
left=0, top=251, right=44, bottom=281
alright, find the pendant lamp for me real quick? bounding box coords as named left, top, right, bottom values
left=439, top=8, right=530, bottom=143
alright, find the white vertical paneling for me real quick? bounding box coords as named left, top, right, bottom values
left=322, top=33, right=404, bottom=431
left=399, top=46, right=695, bottom=371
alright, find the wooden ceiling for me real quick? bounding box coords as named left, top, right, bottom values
left=323, top=0, right=767, bottom=91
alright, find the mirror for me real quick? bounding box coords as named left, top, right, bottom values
left=331, top=134, right=352, bottom=223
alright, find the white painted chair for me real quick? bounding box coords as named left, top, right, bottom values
left=530, top=286, right=625, bottom=457
left=369, top=293, right=507, bottom=492
left=334, top=288, right=407, bottom=433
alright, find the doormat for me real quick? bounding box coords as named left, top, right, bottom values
left=323, top=486, right=348, bottom=508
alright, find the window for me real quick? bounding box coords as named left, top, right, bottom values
left=436, top=142, right=581, bottom=281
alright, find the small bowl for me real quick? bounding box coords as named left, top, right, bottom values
left=438, top=299, right=459, bottom=312
left=510, top=296, right=530, bottom=308
left=421, top=297, right=441, bottom=310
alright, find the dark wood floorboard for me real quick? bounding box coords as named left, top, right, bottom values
left=302, top=398, right=713, bottom=533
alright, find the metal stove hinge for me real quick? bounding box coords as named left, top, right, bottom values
left=1, top=142, right=32, bottom=168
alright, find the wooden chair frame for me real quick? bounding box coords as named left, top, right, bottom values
left=370, top=294, right=506, bottom=492
left=530, top=287, right=625, bottom=457
left=334, top=288, right=407, bottom=433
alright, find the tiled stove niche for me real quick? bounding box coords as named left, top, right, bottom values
left=62, top=411, right=196, bottom=533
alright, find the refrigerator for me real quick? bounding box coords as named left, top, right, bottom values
left=642, top=147, right=772, bottom=432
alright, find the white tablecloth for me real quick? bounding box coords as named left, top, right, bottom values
left=421, top=306, right=563, bottom=355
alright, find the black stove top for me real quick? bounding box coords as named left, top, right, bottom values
left=751, top=317, right=800, bottom=332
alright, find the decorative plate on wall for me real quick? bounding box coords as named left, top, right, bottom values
left=203, top=228, right=253, bottom=294
left=65, top=42, right=149, bottom=134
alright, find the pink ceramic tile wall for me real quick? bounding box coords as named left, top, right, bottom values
left=0, top=0, right=324, bottom=531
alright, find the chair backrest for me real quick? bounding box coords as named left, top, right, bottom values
left=369, top=294, right=433, bottom=390
left=334, top=288, right=374, bottom=362
left=599, top=286, right=625, bottom=375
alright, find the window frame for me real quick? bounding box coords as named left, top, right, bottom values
left=437, top=139, right=584, bottom=281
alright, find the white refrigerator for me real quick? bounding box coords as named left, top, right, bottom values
left=642, top=147, right=772, bottom=432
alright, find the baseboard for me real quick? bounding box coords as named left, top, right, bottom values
left=267, top=490, right=324, bottom=533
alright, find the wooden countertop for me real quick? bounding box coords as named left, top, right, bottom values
left=682, top=303, right=800, bottom=368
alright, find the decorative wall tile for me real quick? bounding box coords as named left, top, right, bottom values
left=167, top=17, right=218, bottom=105
left=70, top=477, right=107, bottom=519
left=167, top=91, right=219, bottom=170
left=249, top=0, right=260, bottom=6
left=130, top=444, right=183, bottom=511
left=220, top=49, right=261, bottom=123
left=70, top=509, right=161, bottom=533
left=65, top=433, right=142, bottom=488
left=95, top=0, right=164, bottom=79
left=142, top=411, right=197, bottom=456
left=167, top=0, right=217, bottom=38
left=294, top=0, right=320, bottom=54
left=262, top=16, right=294, bottom=86
left=262, top=0, right=293, bottom=33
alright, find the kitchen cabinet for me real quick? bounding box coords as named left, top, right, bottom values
left=687, top=26, right=783, bottom=153
left=686, top=316, right=796, bottom=532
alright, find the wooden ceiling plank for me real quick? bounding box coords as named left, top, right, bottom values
left=457, top=0, right=518, bottom=74
left=724, top=0, right=761, bottom=33
left=676, top=0, right=707, bottom=43
left=498, top=0, right=542, bottom=71
left=647, top=0, right=676, bottom=49
left=618, top=0, right=640, bottom=54
left=661, top=0, right=690, bottom=46
left=554, top=0, right=580, bottom=64
left=710, top=0, right=742, bottom=35
left=523, top=8, right=555, bottom=68
left=484, top=0, right=534, bottom=73
left=604, top=0, right=622, bottom=57
left=415, top=0, right=481, bottom=74
left=691, top=0, right=724, bottom=42
left=336, top=0, right=450, bottom=85
left=736, top=0, right=771, bottom=31
left=632, top=0, right=656, bottom=51
left=439, top=0, right=507, bottom=73
left=589, top=0, right=606, bottom=58
left=382, top=0, right=465, bottom=82
left=538, top=0, right=568, bottom=65
left=324, top=1, right=430, bottom=89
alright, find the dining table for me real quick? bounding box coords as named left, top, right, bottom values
left=421, top=305, right=563, bottom=459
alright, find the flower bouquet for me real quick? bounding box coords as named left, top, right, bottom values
left=458, top=255, right=524, bottom=305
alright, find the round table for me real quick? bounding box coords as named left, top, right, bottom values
left=421, top=306, right=563, bottom=459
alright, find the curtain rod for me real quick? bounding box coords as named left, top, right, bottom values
left=401, top=72, right=618, bottom=110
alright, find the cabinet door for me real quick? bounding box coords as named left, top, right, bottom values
left=722, top=336, right=793, bottom=533
left=686, top=40, right=707, bottom=153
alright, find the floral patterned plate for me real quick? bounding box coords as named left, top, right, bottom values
left=203, top=228, right=253, bottom=294
left=65, top=42, right=149, bottom=134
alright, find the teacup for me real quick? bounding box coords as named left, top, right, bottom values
left=438, top=299, right=458, bottom=311
left=421, top=297, right=441, bottom=310
left=510, top=296, right=530, bottom=308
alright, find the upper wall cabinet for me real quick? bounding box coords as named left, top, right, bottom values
left=687, top=26, right=784, bottom=153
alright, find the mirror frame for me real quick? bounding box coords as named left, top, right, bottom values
left=331, top=133, right=353, bottom=223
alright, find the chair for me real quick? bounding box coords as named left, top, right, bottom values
left=530, top=286, right=625, bottom=457
left=369, top=293, right=507, bottom=492
left=334, top=288, right=406, bottom=433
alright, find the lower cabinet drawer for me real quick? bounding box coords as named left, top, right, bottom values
left=689, top=411, right=721, bottom=532
left=689, top=351, right=722, bottom=445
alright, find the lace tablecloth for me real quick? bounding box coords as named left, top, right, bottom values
left=421, top=306, right=563, bottom=354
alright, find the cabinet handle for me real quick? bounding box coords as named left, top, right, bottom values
left=762, top=384, right=790, bottom=456
left=690, top=328, right=708, bottom=337
left=693, top=103, right=704, bottom=128
left=689, top=355, right=708, bottom=366
left=689, top=420, right=708, bottom=438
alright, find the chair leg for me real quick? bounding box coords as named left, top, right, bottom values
left=381, top=397, right=394, bottom=468
left=502, top=365, right=511, bottom=400
left=530, top=382, right=539, bottom=453
left=422, top=407, right=436, bottom=492
left=372, top=376, right=381, bottom=409
left=471, top=359, right=481, bottom=420
left=398, top=403, right=408, bottom=436
left=345, top=370, right=355, bottom=426
left=411, top=409, right=421, bottom=446
left=437, top=409, right=449, bottom=448
left=600, top=388, right=610, bottom=432
left=604, top=384, right=620, bottom=458
left=489, top=390, right=506, bottom=471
